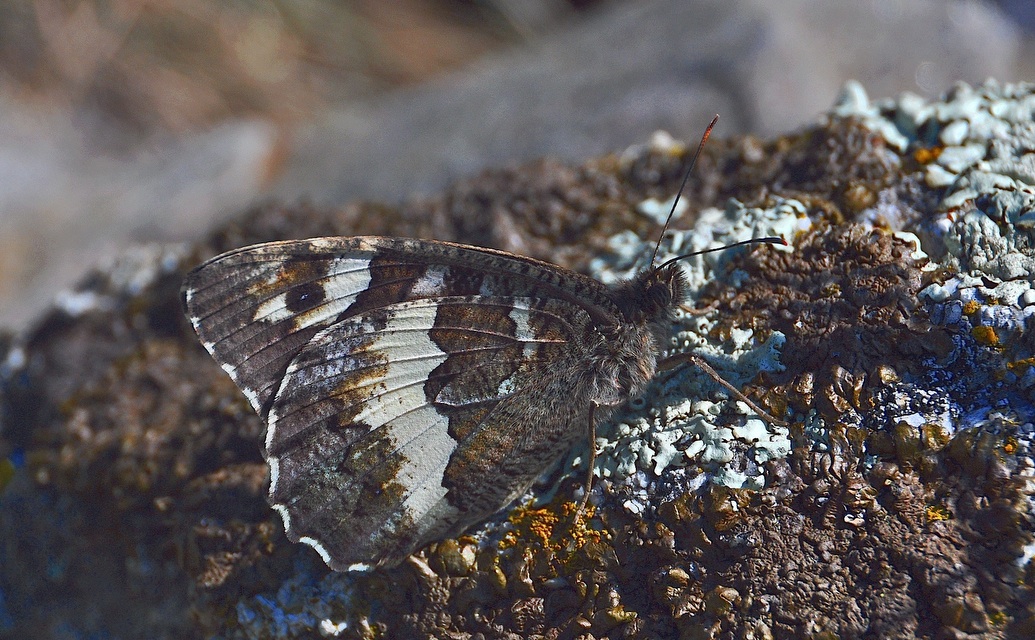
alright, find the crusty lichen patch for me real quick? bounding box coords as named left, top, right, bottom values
left=584, top=197, right=804, bottom=490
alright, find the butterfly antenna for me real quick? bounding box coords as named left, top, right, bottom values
left=649, top=114, right=720, bottom=267
left=656, top=236, right=787, bottom=272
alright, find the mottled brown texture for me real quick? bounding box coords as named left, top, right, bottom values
left=428, top=300, right=524, bottom=410
left=704, top=224, right=951, bottom=417
left=362, top=424, right=1033, bottom=640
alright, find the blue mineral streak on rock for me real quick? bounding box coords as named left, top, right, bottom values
left=234, top=558, right=360, bottom=638
left=0, top=588, right=13, bottom=634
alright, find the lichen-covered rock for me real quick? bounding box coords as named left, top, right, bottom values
left=2, top=80, right=1034, bottom=638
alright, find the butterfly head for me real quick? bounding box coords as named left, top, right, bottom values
left=649, top=263, right=690, bottom=315
left=612, top=262, right=689, bottom=326
left=615, top=235, right=786, bottom=327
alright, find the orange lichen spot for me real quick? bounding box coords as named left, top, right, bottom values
left=962, top=300, right=981, bottom=316
left=526, top=506, right=561, bottom=546
left=501, top=499, right=605, bottom=557
left=1007, top=357, right=1035, bottom=374
left=1003, top=436, right=1019, bottom=456
left=913, top=146, right=943, bottom=164
left=926, top=504, right=951, bottom=522
left=970, top=325, right=999, bottom=347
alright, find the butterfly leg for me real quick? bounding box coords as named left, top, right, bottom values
left=659, top=352, right=786, bottom=426
left=572, top=401, right=598, bottom=525
left=679, top=300, right=718, bottom=316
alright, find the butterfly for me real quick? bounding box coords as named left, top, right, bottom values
left=181, top=119, right=784, bottom=571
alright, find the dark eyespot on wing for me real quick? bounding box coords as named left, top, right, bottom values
left=285, top=280, right=326, bottom=314
left=183, top=240, right=378, bottom=414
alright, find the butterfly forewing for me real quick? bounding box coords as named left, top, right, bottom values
left=184, top=241, right=378, bottom=415
left=183, top=237, right=631, bottom=568
left=184, top=237, right=619, bottom=412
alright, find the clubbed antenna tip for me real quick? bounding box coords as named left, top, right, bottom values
left=649, top=114, right=720, bottom=267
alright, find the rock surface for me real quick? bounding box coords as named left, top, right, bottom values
left=2, top=79, right=1035, bottom=638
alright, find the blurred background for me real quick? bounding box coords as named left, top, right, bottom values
left=0, top=0, right=1031, bottom=330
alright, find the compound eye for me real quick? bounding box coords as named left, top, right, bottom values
left=649, top=282, right=671, bottom=308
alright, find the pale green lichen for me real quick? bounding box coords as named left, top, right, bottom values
left=637, top=194, right=687, bottom=225
left=584, top=196, right=806, bottom=489
left=837, top=79, right=1035, bottom=287
left=835, top=79, right=1035, bottom=345
left=830, top=81, right=910, bottom=151
left=590, top=81, right=1035, bottom=491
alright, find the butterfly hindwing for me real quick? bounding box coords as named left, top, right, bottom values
left=268, top=296, right=589, bottom=568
